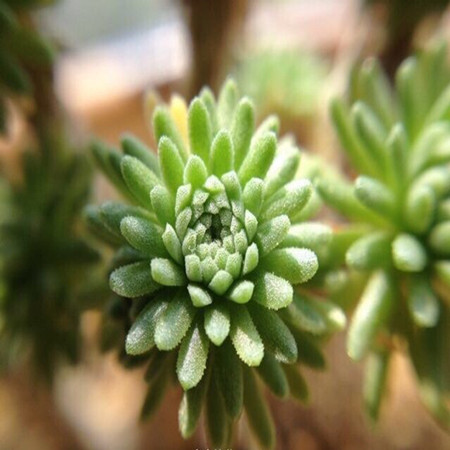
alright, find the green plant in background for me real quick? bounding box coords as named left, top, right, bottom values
left=0, top=0, right=55, bottom=133
left=317, top=44, right=450, bottom=425
left=235, top=49, right=327, bottom=126
left=0, top=0, right=101, bottom=383
left=0, top=136, right=99, bottom=382
left=87, top=79, right=345, bottom=449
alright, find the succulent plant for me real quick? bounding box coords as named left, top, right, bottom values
left=318, top=45, right=450, bottom=425
left=0, top=0, right=55, bottom=133
left=0, top=133, right=99, bottom=382
left=87, top=79, right=345, bottom=448
left=235, top=49, right=328, bottom=122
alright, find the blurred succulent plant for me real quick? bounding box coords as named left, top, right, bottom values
left=317, top=45, right=450, bottom=425
left=0, top=0, right=55, bottom=133
left=87, top=79, right=345, bottom=448
left=0, top=133, right=99, bottom=382
left=235, top=49, right=327, bottom=127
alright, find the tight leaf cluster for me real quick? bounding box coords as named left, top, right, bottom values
left=88, top=80, right=345, bottom=449
left=319, top=45, right=450, bottom=425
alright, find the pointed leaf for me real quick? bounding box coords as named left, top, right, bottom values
left=230, top=305, right=264, bottom=366
left=110, top=261, right=159, bottom=298
left=177, top=322, right=210, bottom=390
left=155, top=291, right=196, bottom=350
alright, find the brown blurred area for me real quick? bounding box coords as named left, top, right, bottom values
left=2, top=0, right=450, bottom=449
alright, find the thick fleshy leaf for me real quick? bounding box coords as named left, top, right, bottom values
left=253, top=272, right=293, bottom=310
left=429, top=221, right=450, bottom=256
left=256, top=353, right=289, bottom=398
left=153, top=106, right=187, bottom=161
left=151, top=258, right=186, bottom=286
left=250, top=303, right=297, bottom=364
left=175, top=184, right=193, bottom=216
left=243, top=243, right=259, bottom=275
left=392, top=233, right=427, bottom=272
left=210, top=130, right=234, bottom=176
left=346, top=232, right=391, bottom=270
left=179, top=374, right=208, bottom=438
left=264, top=144, right=300, bottom=199
left=204, top=303, right=230, bottom=345
left=150, top=185, right=175, bottom=225
left=126, top=298, right=168, bottom=354
left=290, top=329, right=326, bottom=369
left=208, top=270, right=233, bottom=295
left=405, top=184, right=436, bottom=234
left=243, top=368, right=275, bottom=450
left=183, top=155, right=208, bottom=189
left=283, top=365, right=309, bottom=403
left=230, top=305, right=264, bottom=367
left=242, top=178, right=264, bottom=216
left=155, top=292, right=196, bottom=350
left=217, top=78, right=238, bottom=128
left=120, top=216, right=166, bottom=257
left=228, top=280, right=254, bottom=304
left=216, top=339, right=243, bottom=418
left=261, top=248, right=318, bottom=284
left=244, top=210, right=258, bottom=241
left=306, top=298, right=347, bottom=333
left=177, top=322, right=210, bottom=390
left=121, top=155, right=159, bottom=209
left=99, top=202, right=151, bottom=238
left=84, top=205, right=123, bottom=246
left=188, top=284, right=212, bottom=307
left=140, top=361, right=171, bottom=420
left=363, top=349, right=390, bottom=422
left=121, top=133, right=160, bottom=175
left=188, top=98, right=212, bottom=163
left=238, top=132, right=277, bottom=186
left=158, top=136, right=184, bottom=194
left=347, top=271, right=394, bottom=361
left=231, top=97, right=255, bottom=169
left=255, top=215, right=290, bottom=256
left=261, top=179, right=312, bottom=221
left=205, top=374, right=230, bottom=448
left=162, top=224, right=183, bottom=264
left=185, top=254, right=202, bottom=282
left=285, top=295, right=327, bottom=335
left=408, top=276, right=439, bottom=327
left=355, top=176, right=397, bottom=220
left=281, top=222, right=332, bottom=253
left=110, top=261, right=159, bottom=298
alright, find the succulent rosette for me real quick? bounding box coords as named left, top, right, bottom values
left=318, top=46, right=450, bottom=424
left=88, top=80, right=344, bottom=448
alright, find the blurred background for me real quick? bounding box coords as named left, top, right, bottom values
left=2, top=0, right=450, bottom=449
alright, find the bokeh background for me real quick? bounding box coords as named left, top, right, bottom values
left=2, top=0, right=450, bottom=449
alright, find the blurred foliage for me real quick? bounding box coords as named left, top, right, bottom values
left=316, top=44, right=450, bottom=427
left=0, top=0, right=55, bottom=134
left=0, top=134, right=99, bottom=382
left=235, top=49, right=328, bottom=123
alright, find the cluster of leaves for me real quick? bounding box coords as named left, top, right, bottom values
left=0, top=134, right=99, bottom=382
left=316, top=45, right=450, bottom=425
left=87, top=80, right=346, bottom=449
left=0, top=0, right=56, bottom=133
